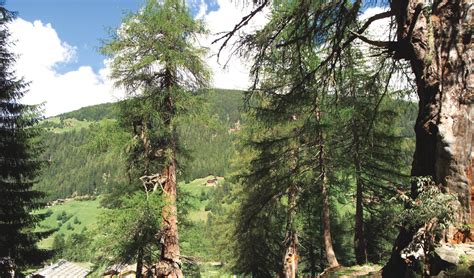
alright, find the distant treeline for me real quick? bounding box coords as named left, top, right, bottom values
left=36, top=89, right=244, bottom=200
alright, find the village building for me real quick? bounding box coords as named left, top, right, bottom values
left=28, top=260, right=90, bottom=278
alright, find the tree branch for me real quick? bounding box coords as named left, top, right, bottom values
left=349, top=30, right=394, bottom=48
left=358, top=10, right=395, bottom=36
left=211, top=0, right=268, bottom=61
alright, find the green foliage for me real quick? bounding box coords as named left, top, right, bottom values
left=52, top=234, right=65, bottom=254
left=228, top=1, right=416, bottom=274
left=102, top=0, right=210, bottom=93
left=35, top=90, right=242, bottom=201
left=397, top=177, right=459, bottom=235
left=58, top=102, right=117, bottom=122
left=364, top=205, right=402, bottom=264
left=73, top=216, right=81, bottom=225
left=94, top=192, right=163, bottom=267
left=0, top=4, right=52, bottom=270
left=60, top=229, right=96, bottom=262
left=35, top=120, right=129, bottom=201
left=35, top=198, right=103, bottom=250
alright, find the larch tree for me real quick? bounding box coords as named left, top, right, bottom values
left=233, top=114, right=296, bottom=276
left=102, top=0, right=210, bottom=276
left=331, top=48, right=410, bottom=265
left=0, top=3, right=51, bottom=274
left=218, top=0, right=472, bottom=275
left=238, top=1, right=344, bottom=271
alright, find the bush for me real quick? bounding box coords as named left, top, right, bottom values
left=73, top=216, right=81, bottom=225
left=199, top=190, right=207, bottom=202
left=395, top=176, right=460, bottom=273
left=397, top=177, right=459, bottom=234
left=45, top=209, right=54, bottom=217
left=52, top=234, right=66, bottom=254
left=56, top=211, right=65, bottom=221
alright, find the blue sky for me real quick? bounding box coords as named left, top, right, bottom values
left=6, top=0, right=219, bottom=73
left=5, top=0, right=253, bottom=117
left=3, top=1, right=386, bottom=116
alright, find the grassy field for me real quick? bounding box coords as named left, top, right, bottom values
left=41, top=117, right=95, bottom=133
left=180, top=176, right=222, bottom=222
left=36, top=197, right=103, bottom=249
left=36, top=177, right=220, bottom=249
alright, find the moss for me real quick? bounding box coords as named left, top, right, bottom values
left=324, top=264, right=382, bottom=277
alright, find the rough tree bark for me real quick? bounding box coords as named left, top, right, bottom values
left=321, top=170, right=340, bottom=268
left=156, top=69, right=183, bottom=277
left=282, top=184, right=299, bottom=278
left=156, top=158, right=182, bottom=277
left=382, top=0, right=473, bottom=275
left=317, top=109, right=340, bottom=269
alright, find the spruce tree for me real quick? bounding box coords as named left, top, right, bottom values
left=102, top=0, right=210, bottom=276
left=0, top=3, right=50, bottom=272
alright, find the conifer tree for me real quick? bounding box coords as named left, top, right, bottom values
left=0, top=3, right=50, bottom=272
left=221, top=0, right=472, bottom=274
left=237, top=2, right=343, bottom=272
left=102, top=0, right=210, bottom=276
left=331, top=50, right=410, bottom=265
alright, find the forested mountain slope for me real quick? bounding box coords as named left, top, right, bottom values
left=36, top=89, right=243, bottom=201
left=36, top=88, right=417, bottom=202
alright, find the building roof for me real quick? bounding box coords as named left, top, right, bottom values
left=30, top=260, right=90, bottom=278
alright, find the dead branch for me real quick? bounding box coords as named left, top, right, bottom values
left=212, top=0, right=268, bottom=61
left=349, top=30, right=393, bottom=48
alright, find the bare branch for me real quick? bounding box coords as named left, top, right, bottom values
left=357, top=10, right=395, bottom=36
left=211, top=0, right=268, bottom=61
left=349, top=30, right=393, bottom=48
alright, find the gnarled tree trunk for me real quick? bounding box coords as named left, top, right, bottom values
left=382, top=0, right=473, bottom=275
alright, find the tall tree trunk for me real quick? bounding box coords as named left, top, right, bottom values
left=156, top=70, right=183, bottom=277
left=354, top=149, right=367, bottom=265
left=383, top=0, right=472, bottom=275
left=306, top=202, right=318, bottom=277
left=317, top=109, right=340, bottom=269
left=321, top=170, right=339, bottom=268
left=136, top=246, right=144, bottom=278
left=351, top=103, right=367, bottom=265
left=156, top=157, right=182, bottom=277
left=282, top=184, right=299, bottom=278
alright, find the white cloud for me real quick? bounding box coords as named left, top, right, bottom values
left=359, top=7, right=392, bottom=41
left=200, top=0, right=268, bottom=90
left=7, top=2, right=266, bottom=117
left=8, top=18, right=120, bottom=117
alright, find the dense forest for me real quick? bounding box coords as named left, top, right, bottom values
left=0, top=0, right=472, bottom=277
left=35, top=89, right=242, bottom=201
